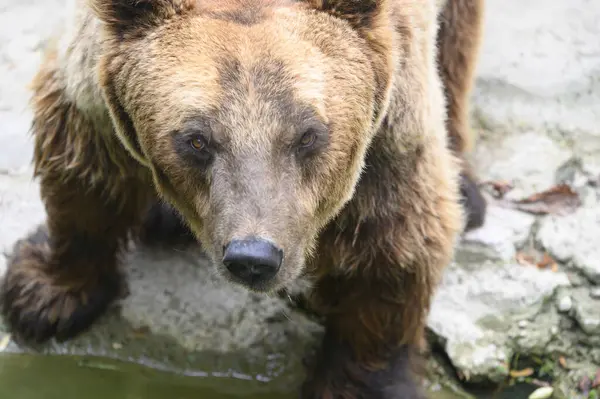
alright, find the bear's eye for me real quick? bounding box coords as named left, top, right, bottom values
left=298, top=129, right=317, bottom=149
left=294, top=122, right=328, bottom=160
left=189, top=136, right=207, bottom=151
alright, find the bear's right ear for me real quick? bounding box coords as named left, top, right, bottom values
left=89, top=0, right=195, bottom=34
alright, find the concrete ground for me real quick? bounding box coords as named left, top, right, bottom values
left=1, top=0, right=599, bottom=398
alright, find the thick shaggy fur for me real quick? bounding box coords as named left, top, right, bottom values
left=1, top=0, right=486, bottom=397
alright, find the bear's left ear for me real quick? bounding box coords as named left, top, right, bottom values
left=305, top=0, right=388, bottom=29
left=89, top=0, right=196, bottom=34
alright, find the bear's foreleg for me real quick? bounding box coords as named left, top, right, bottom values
left=0, top=60, right=151, bottom=344
left=437, top=0, right=487, bottom=230
left=301, top=271, right=430, bottom=399
left=301, top=136, right=462, bottom=397
left=1, top=180, right=148, bottom=344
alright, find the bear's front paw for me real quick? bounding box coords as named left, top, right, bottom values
left=301, top=338, right=424, bottom=399
left=0, top=227, right=124, bottom=344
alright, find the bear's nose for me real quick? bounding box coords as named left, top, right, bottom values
left=222, top=238, right=283, bottom=286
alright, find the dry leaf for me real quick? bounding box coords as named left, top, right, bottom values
left=516, top=251, right=536, bottom=267
left=501, top=184, right=581, bottom=215
left=515, top=251, right=560, bottom=271
left=510, top=367, right=535, bottom=378
left=558, top=356, right=567, bottom=368
left=482, top=180, right=514, bottom=198
left=537, top=253, right=557, bottom=270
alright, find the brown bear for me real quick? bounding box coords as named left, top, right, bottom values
left=0, top=0, right=486, bottom=397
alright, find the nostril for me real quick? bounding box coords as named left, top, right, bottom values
left=250, top=263, right=275, bottom=276
left=223, top=261, right=253, bottom=278
left=222, top=238, right=283, bottom=285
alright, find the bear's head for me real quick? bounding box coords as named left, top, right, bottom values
left=91, top=0, right=396, bottom=292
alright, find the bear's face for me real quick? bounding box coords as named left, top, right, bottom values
left=94, top=0, right=393, bottom=292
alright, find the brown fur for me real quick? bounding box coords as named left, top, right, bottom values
left=1, top=0, right=485, bottom=396
left=0, top=51, right=154, bottom=342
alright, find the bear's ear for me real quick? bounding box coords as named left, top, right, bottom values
left=89, top=0, right=196, bottom=34
left=305, top=0, right=388, bottom=29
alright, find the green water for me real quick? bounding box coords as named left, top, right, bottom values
left=0, top=353, right=470, bottom=399
left=0, top=354, right=288, bottom=399
left=0, top=353, right=542, bottom=399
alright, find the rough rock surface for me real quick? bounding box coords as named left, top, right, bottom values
left=428, top=260, right=570, bottom=384
left=1, top=0, right=599, bottom=398
left=537, top=207, right=600, bottom=284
